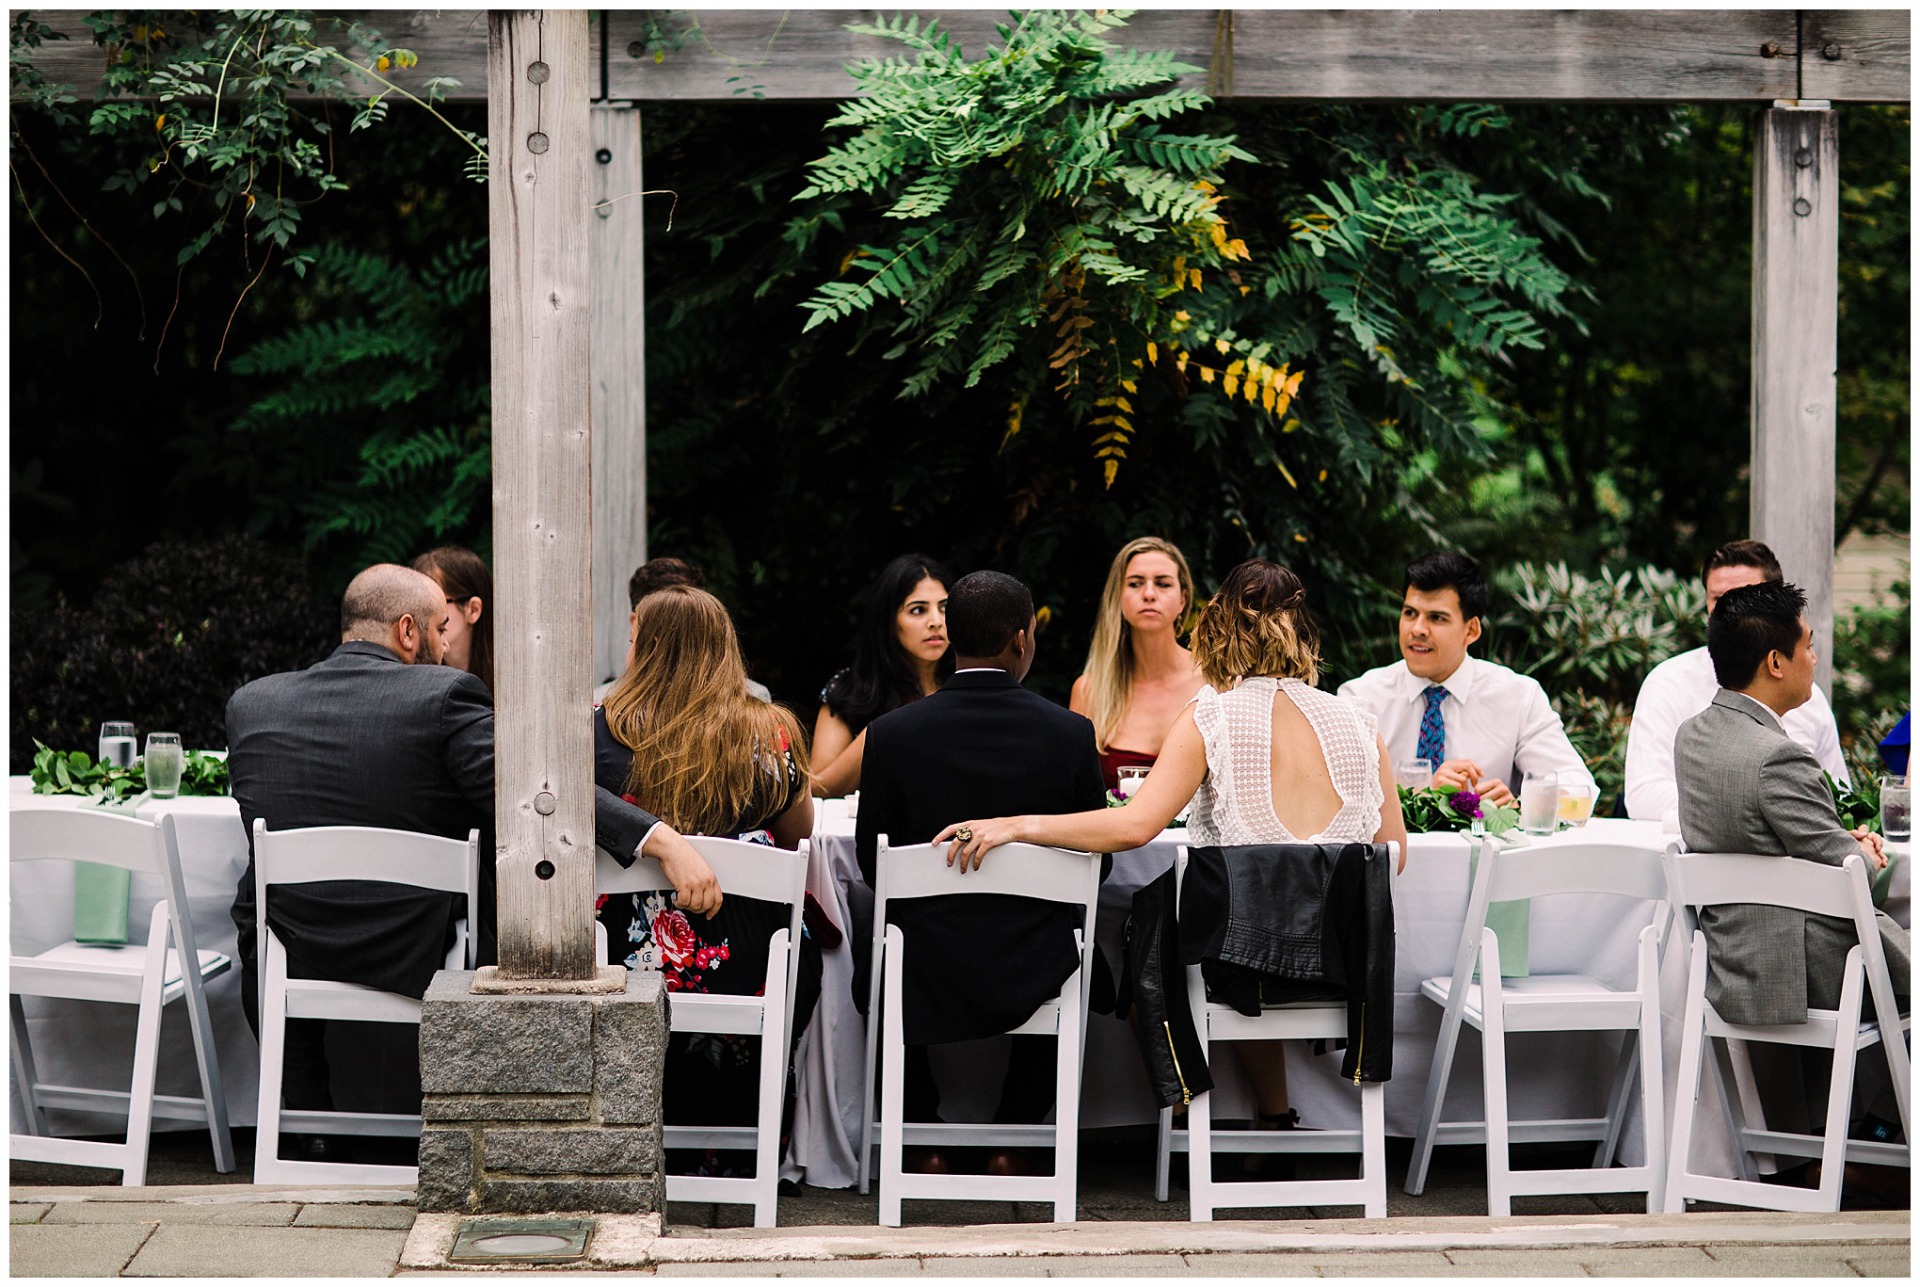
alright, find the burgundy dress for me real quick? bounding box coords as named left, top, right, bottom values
left=1099, top=745, right=1158, bottom=793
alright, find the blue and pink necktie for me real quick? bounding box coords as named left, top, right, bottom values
left=1417, top=685, right=1450, bottom=765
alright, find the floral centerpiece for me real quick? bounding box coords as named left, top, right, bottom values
left=1397, top=785, right=1521, bottom=837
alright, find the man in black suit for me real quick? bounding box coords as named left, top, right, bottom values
left=226, top=563, right=720, bottom=1123
left=856, top=570, right=1106, bottom=1138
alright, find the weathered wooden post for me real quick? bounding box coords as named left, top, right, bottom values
left=1751, top=104, right=1839, bottom=693
left=485, top=8, right=600, bottom=980
left=590, top=103, right=648, bottom=687
left=414, top=10, right=666, bottom=1219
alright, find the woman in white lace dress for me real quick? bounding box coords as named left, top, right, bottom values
left=938, top=559, right=1406, bottom=1130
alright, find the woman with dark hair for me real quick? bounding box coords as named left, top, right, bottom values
left=810, top=554, right=953, bottom=796
left=412, top=546, right=494, bottom=693
left=935, top=559, right=1406, bottom=1141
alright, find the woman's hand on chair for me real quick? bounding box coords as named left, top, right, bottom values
left=934, top=816, right=1024, bottom=872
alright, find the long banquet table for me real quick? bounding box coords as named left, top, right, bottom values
left=785, top=803, right=1911, bottom=1192
left=9, top=780, right=260, bottom=1137
left=11, top=779, right=1908, bottom=1193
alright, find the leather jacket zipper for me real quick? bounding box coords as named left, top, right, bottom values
left=1352, top=1002, right=1366, bottom=1084
left=1162, top=1021, right=1192, bottom=1104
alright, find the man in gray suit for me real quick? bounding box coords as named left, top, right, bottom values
left=1674, top=579, right=1907, bottom=1140
left=227, top=564, right=721, bottom=1127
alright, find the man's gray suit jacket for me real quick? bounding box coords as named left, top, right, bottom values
left=227, top=640, right=661, bottom=1000
left=1675, top=688, right=1910, bottom=1026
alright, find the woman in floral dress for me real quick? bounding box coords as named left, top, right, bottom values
left=593, top=585, right=820, bottom=1169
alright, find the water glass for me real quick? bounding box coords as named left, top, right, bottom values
left=145, top=733, right=184, bottom=799
left=1557, top=781, right=1597, bottom=828
left=1394, top=758, right=1437, bottom=791
left=1116, top=766, right=1150, bottom=801
left=1882, top=776, right=1911, bottom=844
left=98, top=721, right=138, bottom=769
left=1519, top=772, right=1561, bottom=836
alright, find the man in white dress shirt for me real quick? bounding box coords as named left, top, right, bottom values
left=1338, top=551, right=1594, bottom=806
left=1624, top=538, right=1848, bottom=821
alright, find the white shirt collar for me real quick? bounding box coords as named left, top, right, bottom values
left=1398, top=653, right=1478, bottom=704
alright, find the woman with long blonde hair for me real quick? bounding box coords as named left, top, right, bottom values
left=594, top=586, right=819, bottom=1169
left=1069, top=536, right=1206, bottom=792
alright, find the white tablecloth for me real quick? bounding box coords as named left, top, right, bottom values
left=9, top=780, right=259, bottom=1135
left=786, top=808, right=1911, bottom=1191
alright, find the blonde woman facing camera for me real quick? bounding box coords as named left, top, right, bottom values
left=1070, top=537, right=1206, bottom=792
left=936, top=560, right=1406, bottom=1136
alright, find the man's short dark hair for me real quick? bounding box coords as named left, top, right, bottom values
left=947, top=570, right=1034, bottom=658
left=1707, top=580, right=1807, bottom=689
left=1702, top=538, right=1783, bottom=585
left=627, top=557, right=704, bottom=610
left=1405, top=551, right=1490, bottom=622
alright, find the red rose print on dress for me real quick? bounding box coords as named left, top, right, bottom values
left=652, top=908, right=698, bottom=968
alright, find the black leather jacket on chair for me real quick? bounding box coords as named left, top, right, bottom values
left=1125, top=842, right=1396, bottom=1104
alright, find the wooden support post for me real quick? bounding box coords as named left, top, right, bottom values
left=1750, top=105, right=1839, bottom=694
left=488, top=9, right=597, bottom=980
left=590, top=104, right=648, bottom=688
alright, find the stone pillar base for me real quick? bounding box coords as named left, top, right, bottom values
left=416, top=969, right=667, bottom=1213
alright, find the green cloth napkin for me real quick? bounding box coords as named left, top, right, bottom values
left=1469, top=839, right=1531, bottom=980
left=1872, top=848, right=1898, bottom=910
left=73, top=793, right=146, bottom=945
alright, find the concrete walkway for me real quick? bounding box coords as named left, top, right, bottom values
left=10, top=1185, right=1910, bottom=1277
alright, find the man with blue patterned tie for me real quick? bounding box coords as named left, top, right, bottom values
left=1338, top=551, right=1594, bottom=806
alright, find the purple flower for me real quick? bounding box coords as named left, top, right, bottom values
left=1449, top=790, right=1481, bottom=813
left=1472, top=808, right=1484, bottom=819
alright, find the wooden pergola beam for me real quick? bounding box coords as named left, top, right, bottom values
left=30, top=9, right=1911, bottom=104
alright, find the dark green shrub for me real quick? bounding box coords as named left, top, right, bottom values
left=11, top=535, right=335, bottom=770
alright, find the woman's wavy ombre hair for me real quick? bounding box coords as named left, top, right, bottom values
left=1191, top=559, right=1321, bottom=689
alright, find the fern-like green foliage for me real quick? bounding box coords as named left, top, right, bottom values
left=792, top=9, right=1255, bottom=483
left=226, top=238, right=490, bottom=583
left=792, top=10, right=1584, bottom=492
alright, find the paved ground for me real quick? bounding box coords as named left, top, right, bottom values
left=11, top=1129, right=1911, bottom=1277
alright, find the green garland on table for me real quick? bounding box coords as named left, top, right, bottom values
left=29, top=740, right=230, bottom=800
left=1397, top=785, right=1521, bottom=837
left=1825, top=770, right=1883, bottom=832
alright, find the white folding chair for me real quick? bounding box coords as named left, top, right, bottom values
left=1153, top=844, right=1394, bottom=1220
left=595, top=837, right=808, bottom=1228
left=10, top=808, right=236, bottom=1184
left=858, top=836, right=1101, bottom=1226
left=1403, top=836, right=1669, bottom=1215
left=1662, top=845, right=1911, bottom=1212
left=252, top=819, right=478, bottom=1185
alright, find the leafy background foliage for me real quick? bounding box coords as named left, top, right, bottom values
left=10, top=535, right=335, bottom=767
left=8, top=10, right=1908, bottom=784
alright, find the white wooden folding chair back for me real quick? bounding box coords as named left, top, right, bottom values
left=859, top=836, right=1102, bottom=1225
left=1153, top=844, right=1394, bottom=1220
left=1661, top=845, right=1911, bottom=1213
left=251, top=819, right=479, bottom=1186
left=594, top=837, right=808, bottom=1227
left=1403, top=836, right=1671, bottom=1215
left=10, top=807, right=236, bottom=1185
